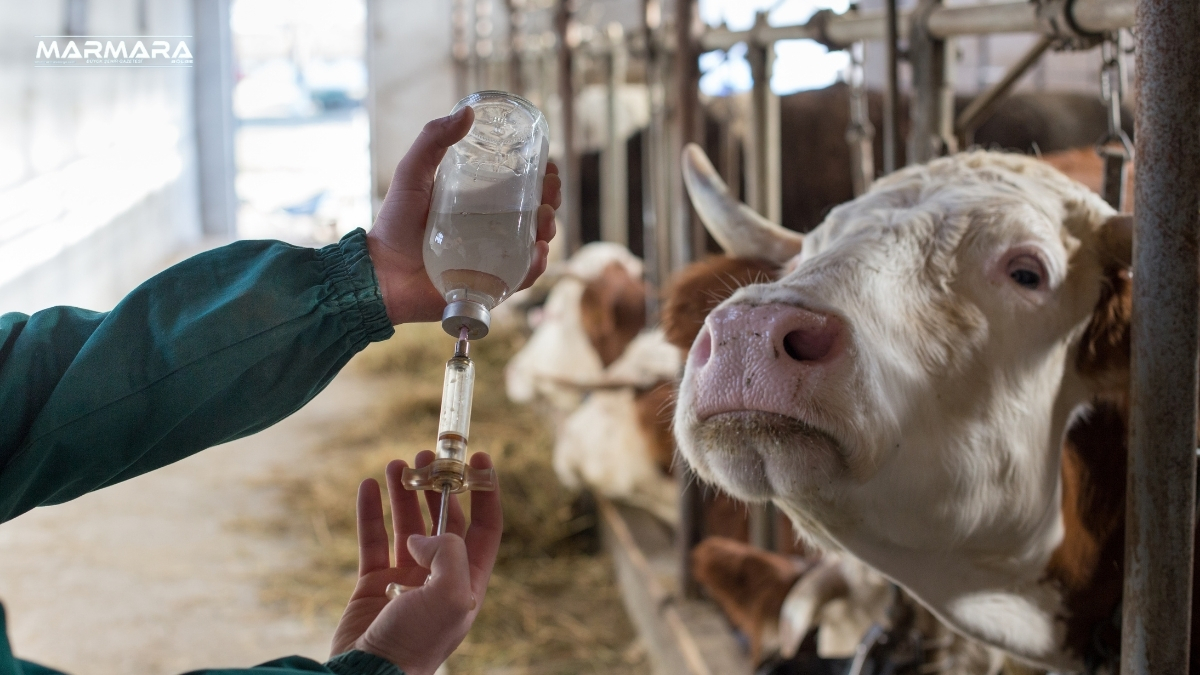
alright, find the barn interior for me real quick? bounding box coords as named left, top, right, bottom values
left=0, top=0, right=1194, bottom=675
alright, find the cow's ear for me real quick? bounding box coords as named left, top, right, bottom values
left=1095, top=213, right=1133, bottom=270
left=1075, top=217, right=1132, bottom=395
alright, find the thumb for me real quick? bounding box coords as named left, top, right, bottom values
left=408, top=534, right=474, bottom=612
left=392, top=107, right=474, bottom=196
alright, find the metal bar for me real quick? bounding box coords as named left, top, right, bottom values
left=673, top=0, right=707, bottom=597
left=639, top=0, right=662, bottom=325
left=597, top=495, right=714, bottom=675
left=602, top=24, right=629, bottom=247
left=193, top=0, right=237, bottom=238
left=906, top=0, right=946, bottom=165
left=1120, top=0, right=1200, bottom=671
left=699, top=0, right=1135, bottom=51
left=554, top=0, right=580, bottom=255
left=745, top=13, right=780, bottom=224
left=954, top=35, right=1053, bottom=147
left=882, top=0, right=899, bottom=175
left=846, top=42, right=875, bottom=196
left=671, top=0, right=703, bottom=269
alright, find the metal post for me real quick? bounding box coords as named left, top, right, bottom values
left=746, top=12, right=781, bottom=225
left=671, top=0, right=703, bottom=269
left=639, top=0, right=666, bottom=316
left=907, top=0, right=947, bottom=165
left=193, top=0, right=237, bottom=238
left=554, top=0, right=581, bottom=255
left=1120, top=0, right=1200, bottom=672
left=601, top=23, right=629, bottom=247
left=671, top=0, right=707, bottom=596
left=846, top=41, right=875, bottom=197
left=882, top=0, right=900, bottom=174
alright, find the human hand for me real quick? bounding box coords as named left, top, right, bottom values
left=367, top=107, right=562, bottom=325
left=330, top=451, right=503, bottom=675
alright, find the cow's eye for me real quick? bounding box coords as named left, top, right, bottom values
left=1010, top=269, right=1041, bottom=289
left=1006, top=254, right=1045, bottom=290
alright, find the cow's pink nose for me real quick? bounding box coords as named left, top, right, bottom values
left=703, top=303, right=841, bottom=364
left=689, top=303, right=844, bottom=420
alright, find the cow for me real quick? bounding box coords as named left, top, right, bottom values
left=505, top=241, right=646, bottom=411
left=666, top=141, right=1198, bottom=672
left=505, top=242, right=684, bottom=521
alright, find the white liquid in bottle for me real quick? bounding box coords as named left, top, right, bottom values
left=424, top=209, right=537, bottom=309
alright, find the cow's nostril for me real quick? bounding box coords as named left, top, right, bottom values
left=783, top=323, right=837, bottom=363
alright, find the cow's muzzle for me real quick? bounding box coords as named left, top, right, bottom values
left=690, top=303, right=844, bottom=421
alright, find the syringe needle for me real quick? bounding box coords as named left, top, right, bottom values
left=436, top=485, right=451, bottom=536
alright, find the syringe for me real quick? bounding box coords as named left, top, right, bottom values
left=400, top=326, right=497, bottom=535
left=390, top=328, right=497, bottom=601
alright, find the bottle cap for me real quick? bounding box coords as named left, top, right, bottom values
left=442, top=300, right=491, bottom=340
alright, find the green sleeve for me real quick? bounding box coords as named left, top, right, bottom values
left=0, top=228, right=395, bottom=523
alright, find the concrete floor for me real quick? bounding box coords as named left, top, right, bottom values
left=0, top=368, right=385, bottom=675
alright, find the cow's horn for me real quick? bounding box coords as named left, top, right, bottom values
left=682, top=143, right=803, bottom=263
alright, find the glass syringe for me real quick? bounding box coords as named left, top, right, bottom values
left=400, top=327, right=497, bottom=536
left=389, top=328, right=497, bottom=601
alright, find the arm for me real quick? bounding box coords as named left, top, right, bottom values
left=0, top=108, right=559, bottom=524
left=0, top=231, right=392, bottom=523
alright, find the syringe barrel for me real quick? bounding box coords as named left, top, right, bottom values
left=436, top=354, right=474, bottom=463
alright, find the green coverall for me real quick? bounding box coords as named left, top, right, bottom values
left=0, top=230, right=402, bottom=675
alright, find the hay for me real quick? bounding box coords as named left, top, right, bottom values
left=260, top=322, right=650, bottom=674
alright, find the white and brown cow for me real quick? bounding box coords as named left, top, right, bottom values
left=669, top=143, right=1197, bottom=672
left=505, top=242, right=684, bottom=522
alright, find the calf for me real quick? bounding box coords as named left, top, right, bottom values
left=506, top=242, right=683, bottom=520
left=669, top=143, right=1198, bottom=672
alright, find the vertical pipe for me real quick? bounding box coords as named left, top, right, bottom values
left=193, top=0, right=238, bottom=238
left=673, top=0, right=706, bottom=597
left=746, top=13, right=779, bottom=223
left=554, top=0, right=580, bottom=255
left=601, top=24, right=629, bottom=246
left=1120, top=0, right=1200, bottom=672
left=672, top=0, right=702, bottom=269
left=882, top=0, right=900, bottom=174
left=640, top=0, right=668, bottom=320
left=907, top=0, right=946, bottom=165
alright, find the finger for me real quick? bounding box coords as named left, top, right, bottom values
left=464, top=453, right=504, bottom=597
left=390, top=107, right=475, bottom=197
left=386, top=459, right=427, bottom=569
left=535, top=202, right=557, bottom=244
left=517, top=240, right=550, bottom=292
left=541, top=172, right=563, bottom=211
left=546, top=161, right=559, bottom=176
left=408, top=534, right=475, bottom=614
left=424, top=487, right=468, bottom=538
left=356, top=479, right=391, bottom=576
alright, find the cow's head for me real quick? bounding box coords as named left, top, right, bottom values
left=671, top=145, right=1132, bottom=667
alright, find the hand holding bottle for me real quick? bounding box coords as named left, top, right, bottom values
left=367, top=108, right=561, bottom=326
